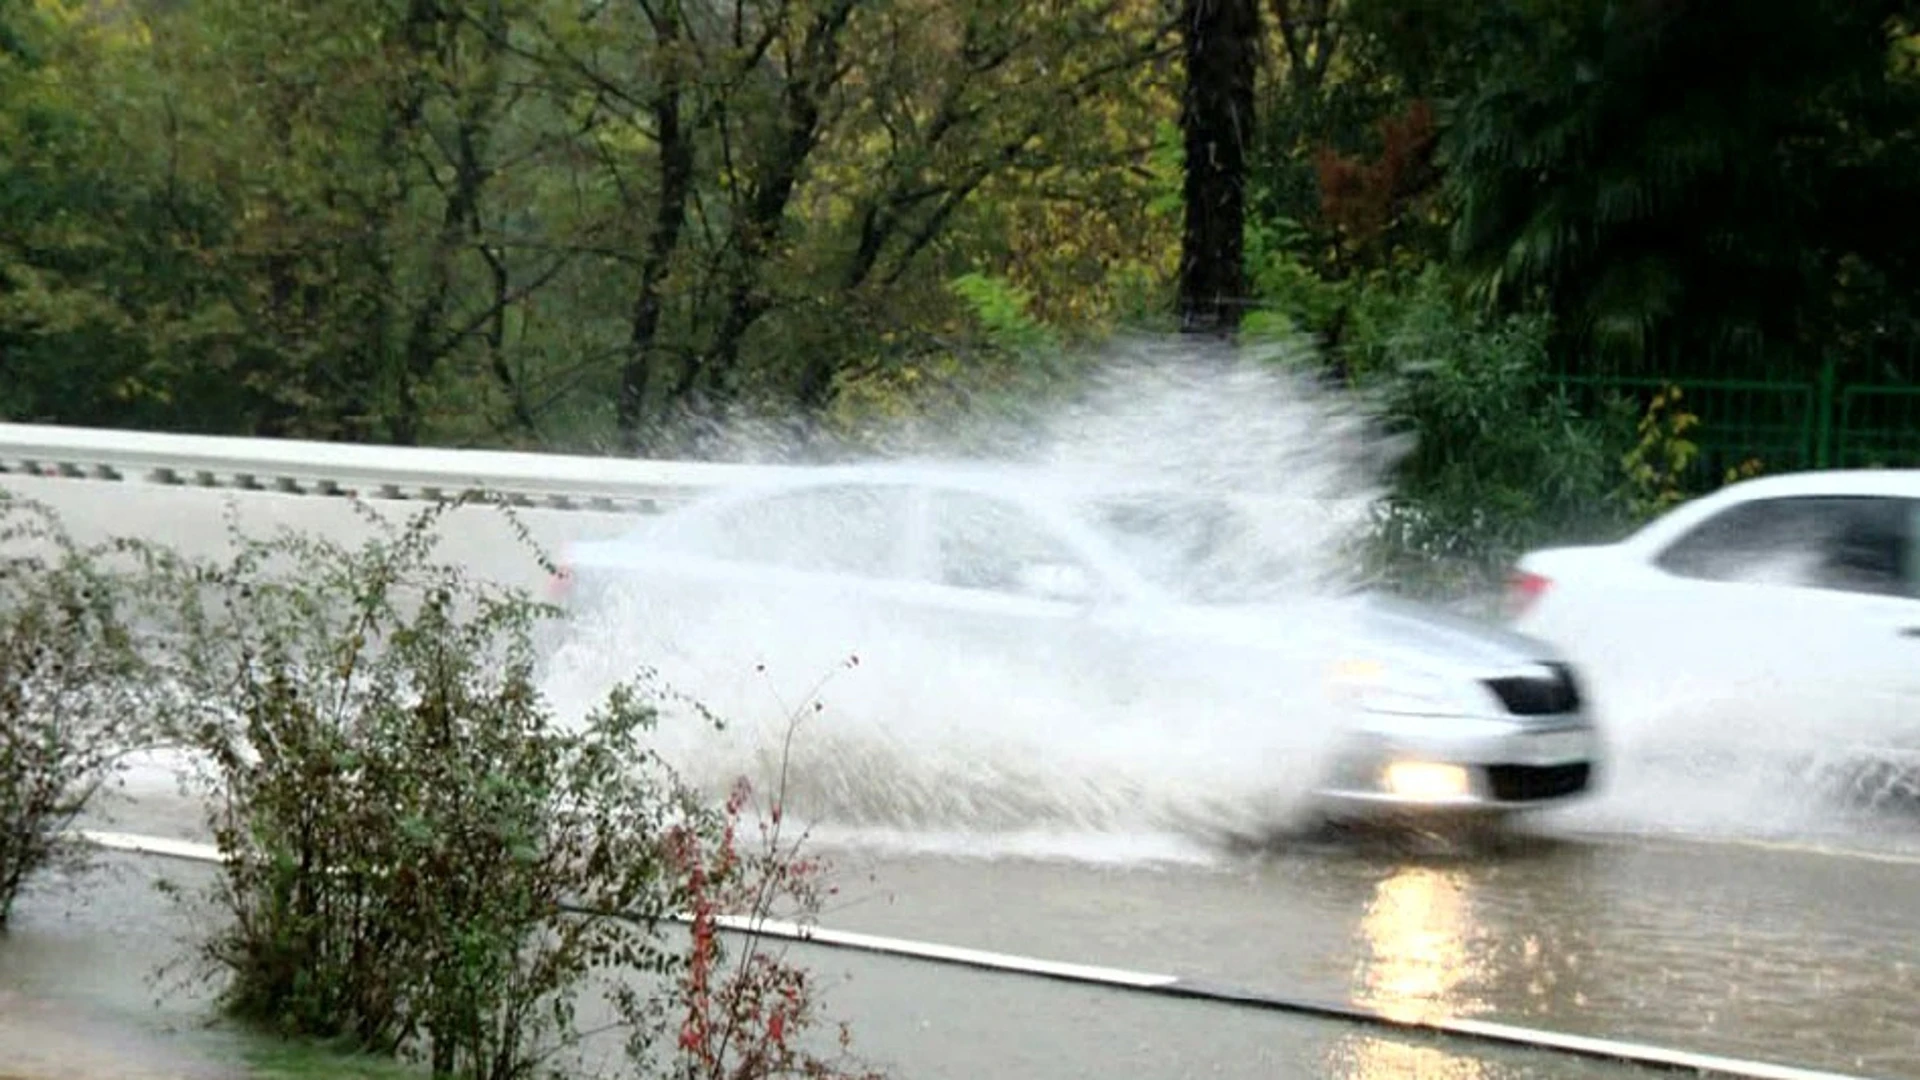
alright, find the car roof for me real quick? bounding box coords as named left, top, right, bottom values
left=1623, top=467, right=1920, bottom=553
left=674, top=460, right=1086, bottom=501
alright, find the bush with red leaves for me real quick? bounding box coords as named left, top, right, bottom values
left=662, top=657, right=884, bottom=1080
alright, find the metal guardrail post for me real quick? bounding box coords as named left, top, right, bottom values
left=1812, top=354, right=1837, bottom=470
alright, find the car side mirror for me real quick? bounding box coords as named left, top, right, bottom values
left=1015, top=562, right=1097, bottom=603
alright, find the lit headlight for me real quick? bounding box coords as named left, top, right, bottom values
left=1383, top=761, right=1473, bottom=801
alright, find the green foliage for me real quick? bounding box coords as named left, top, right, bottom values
left=1307, top=270, right=1638, bottom=604
left=1438, top=0, right=1920, bottom=382
left=1617, top=385, right=1768, bottom=521
left=0, top=485, right=883, bottom=1074
left=143, top=499, right=689, bottom=1075
left=0, top=0, right=1180, bottom=450
left=128, top=496, right=875, bottom=1080
left=949, top=272, right=1056, bottom=354
left=0, top=490, right=153, bottom=928
left=1618, top=385, right=1700, bottom=520
left=1241, top=215, right=1340, bottom=343
left=0, top=2, right=236, bottom=433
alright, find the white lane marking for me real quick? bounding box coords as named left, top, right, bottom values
left=1448, top=1018, right=1878, bottom=1080
left=73, top=829, right=1180, bottom=988
left=710, top=914, right=1183, bottom=988
left=67, top=829, right=1890, bottom=1080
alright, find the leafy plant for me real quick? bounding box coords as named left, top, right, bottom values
left=949, top=272, right=1057, bottom=355
left=141, top=494, right=880, bottom=1080
left=145, top=497, right=689, bottom=1077
left=0, top=490, right=154, bottom=929
left=663, top=656, right=884, bottom=1080
left=1619, top=384, right=1702, bottom=520
left=1439, top=0, right=1920, bottom=382
left=1337, top=271, right=1639, bottom=605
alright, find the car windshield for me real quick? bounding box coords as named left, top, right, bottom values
left=1071, top=491, right=1356, bottom=605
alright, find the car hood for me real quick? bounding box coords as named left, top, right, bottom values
left=1140, top=589, right=1561, bottom=676
left=1347, top=591, right=1565, bottom=670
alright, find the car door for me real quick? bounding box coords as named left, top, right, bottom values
left=896, top=484, right=1152, bottom=710
left=1588, top=493, right=1920, bottom=762
left=625, top=480, right=920, bottom=690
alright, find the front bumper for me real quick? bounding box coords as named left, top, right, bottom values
left=1312, top=713, right=1599, bottom=816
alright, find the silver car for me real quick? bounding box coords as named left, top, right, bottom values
left=555, top=464, right=1599, bottom=824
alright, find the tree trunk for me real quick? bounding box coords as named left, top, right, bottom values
left=684, top=0, right=858, bottom=411
left=617, top=1, right=694, bottom=453
left=1176, top=0, right=1258, bottom=336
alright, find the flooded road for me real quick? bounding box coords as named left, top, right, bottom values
left=13, top=793, right=1918, bottom=1079
left=7, top=470, right=1919, bottom=1078
left=802, top=826, right=1920, bottom=1077
left=1, top=850, right=1661, bottom=1080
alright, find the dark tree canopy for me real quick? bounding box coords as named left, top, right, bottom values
left=1439, top=0, right=1920, bottom=378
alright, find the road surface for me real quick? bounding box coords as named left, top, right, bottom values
left=5, top=472, right=1918, bottom=1079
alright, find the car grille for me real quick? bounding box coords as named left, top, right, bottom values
left=1483, top=662, right=1584, bottom=715
left=1485, top=762, right=1592, bottom=802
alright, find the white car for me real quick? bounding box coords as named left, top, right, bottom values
left=1509, top=469, right=1920, bottom=804
left=554, top=463, right=1600, bottom=825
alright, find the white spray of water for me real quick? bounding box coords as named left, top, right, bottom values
left=536, top=340, right=1403, bottom=860
left=540, top=336, right=1920, bottom=861
left=70, top=337, right=1920, bottom=860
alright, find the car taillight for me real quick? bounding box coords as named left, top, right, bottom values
left=1505, top=570, right=1552, bottom=618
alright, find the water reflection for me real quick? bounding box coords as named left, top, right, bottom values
left=1324, top=1033, right=1493, bottom=1080
left=1334, top=865, right=1493, bottom=1079
left=1351, top=865, right=1480, bottom=1023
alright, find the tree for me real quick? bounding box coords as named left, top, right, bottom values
left=6, top=0, right=1184, bottom=451
left=1439, top=0, right=1920, bottom=379
left=540, top=0, right=1177, bottom=450
left=1176, top=0, right=1260, bottom=334
left=0, top=0, right=242, bottom=433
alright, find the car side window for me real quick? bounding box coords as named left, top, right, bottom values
left=928, top=490, right=1094, bottom=596
left=700, top=484, right=902, bottom=578
left=1653, top=495, right=1919, bottom=598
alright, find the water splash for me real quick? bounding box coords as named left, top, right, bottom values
left=536, top=338, right=1399, bottom=856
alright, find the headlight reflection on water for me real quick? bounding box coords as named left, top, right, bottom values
left=1337, top=865, right=1492, bottom=1079
left=1353, top=866, right=1481, bottom=1023
left=1325, top=1036, right=1492, bottom=1080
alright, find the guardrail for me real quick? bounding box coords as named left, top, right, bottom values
left=0, top=422, right=772, bottom=512
left=0, top=421, right=1383, bottom=530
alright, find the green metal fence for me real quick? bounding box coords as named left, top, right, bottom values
left=1835, top=384, right=1920, bottom=469
left=1552, top=367, right=1920, bottom=487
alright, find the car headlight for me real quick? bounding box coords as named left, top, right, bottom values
left=1383, top=761, right=1474, bottom=801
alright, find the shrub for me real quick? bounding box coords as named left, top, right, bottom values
left=1339, top=271, right=1641, bottom=606
left=0, top=490, right=154, bottom=929
left=663, top=657, right=883, bottom=1080
left=146, top=495, right=877, bottom=1080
